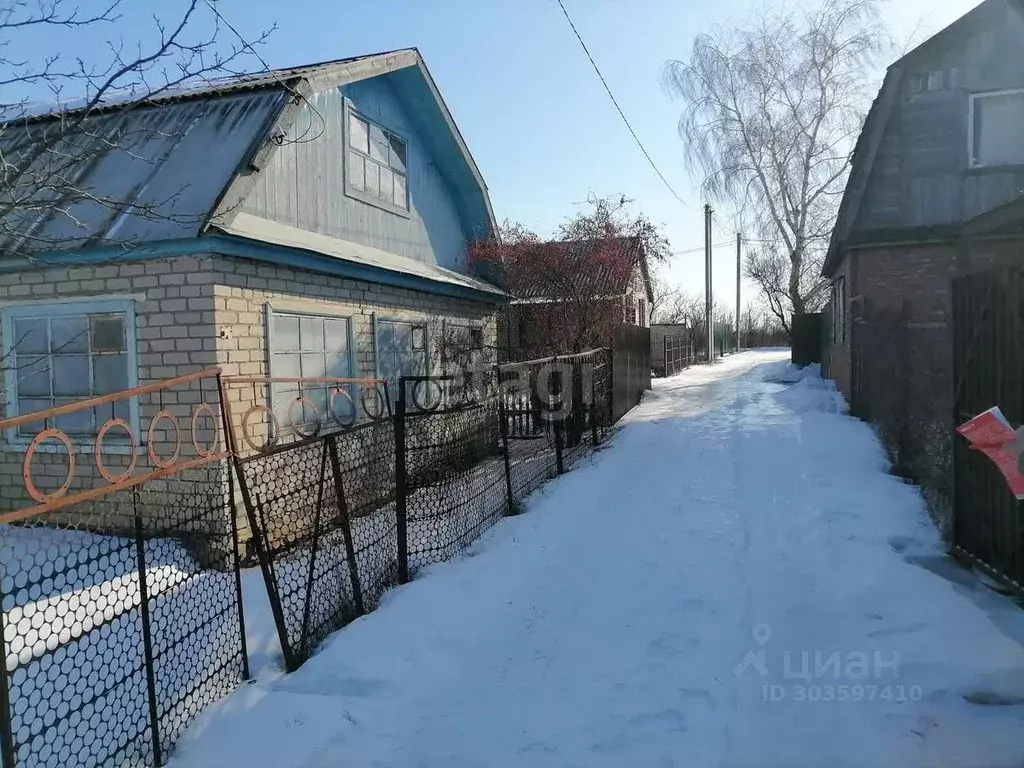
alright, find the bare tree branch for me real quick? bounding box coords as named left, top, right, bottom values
left=665, top=0, right=890, bottom=334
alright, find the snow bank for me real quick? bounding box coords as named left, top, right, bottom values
left=772, top=364, right=849, bottom=415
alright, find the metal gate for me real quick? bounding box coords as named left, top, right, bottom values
left=952, top=267, right=1024, bottom=589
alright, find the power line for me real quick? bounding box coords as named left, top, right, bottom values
left=202, top=0, right=326, bottom=144
left=553, top=0, right=696, bottom=214
left=672, top=242, right=734, bottom=256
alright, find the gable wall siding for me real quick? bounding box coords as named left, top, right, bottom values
left=857, top=2, right=1024, bottom=232
left=240, top=77, right=469, bottom=272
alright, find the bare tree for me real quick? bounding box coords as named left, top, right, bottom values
left=0, top=0, right=274, bottom=259
left=665, top=0, right=888, bottom=335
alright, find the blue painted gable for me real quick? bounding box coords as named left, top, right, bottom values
left=237, top=56, right=494, bottom=276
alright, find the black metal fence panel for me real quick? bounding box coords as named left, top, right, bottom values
left=0, top=371, right=247, bottom=768
left=952, top=267, right=1024, bottom=589
left=612, top=325, right=651, bottom=422
left=222, top=376, right=396, bottom=671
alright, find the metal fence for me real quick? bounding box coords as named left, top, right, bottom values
left=395, top=349, right=613, bottom=581
left=612, top=325, right=651, bottom=422
left=0, top=348, right=636, bottom=765
left=222, top=376, right=396, bottom=672
left=661, top=334, right=697, bottom=377
left=952, top=267, right=1024, bottom=589
left=0, top=371, right=247, bottom=768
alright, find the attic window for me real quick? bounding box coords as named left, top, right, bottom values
left=347, top=112, right=408, bottom=211
left=970, top=90, right=1024, bottom=168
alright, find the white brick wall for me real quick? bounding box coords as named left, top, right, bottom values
left=0, top=253, right=501, bottom=539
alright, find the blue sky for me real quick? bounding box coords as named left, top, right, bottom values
left=8, top=0, right=983, bottom=305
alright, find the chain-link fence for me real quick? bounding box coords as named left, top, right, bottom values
left=0, top=371, right=247, bottom=768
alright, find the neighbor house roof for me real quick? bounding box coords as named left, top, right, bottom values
left=0, top=48, right=497, bottom=257
left=508, top=236, right=653, bottom=304
left=822, top=0, right=1024, bottom=278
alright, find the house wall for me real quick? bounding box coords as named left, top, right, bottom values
left=0, top=254, right=499, bottom=540
left=240, top=78, right=469, bottom=272
left=857, top=1, right=1024, bottom=230
left=841, top=235, right=1024, bottom=534
left=826, top=256, right=852, bottom=399
left=0, top=257, right=218, bottom=527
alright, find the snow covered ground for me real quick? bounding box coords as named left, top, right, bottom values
left=172, top=350, right=1024, bottom=768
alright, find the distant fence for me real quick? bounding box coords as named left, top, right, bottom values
left=659, top=334, right=697, bottom=378
left=952, top=267, right=1024, bottom=590
left=612, top=325, right=651, bottom=422
left=0, top=372, right=247, bottom=768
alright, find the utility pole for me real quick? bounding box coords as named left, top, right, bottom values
left=735, top=232, right=742, bottom=353
left=704, top=204, right=714, bottom=361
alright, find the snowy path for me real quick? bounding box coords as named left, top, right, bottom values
left=175, top=350, right=1024, bottom=768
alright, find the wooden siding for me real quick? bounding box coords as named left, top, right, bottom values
left=240, top=76, right=469, bottom=273
left=855, top=0, right=1024, bottom=231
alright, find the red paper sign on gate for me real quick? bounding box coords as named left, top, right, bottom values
left=957, top=406, right=1024, bottom=500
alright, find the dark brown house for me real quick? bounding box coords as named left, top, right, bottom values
left=823, top=0, right=1024, bottom=529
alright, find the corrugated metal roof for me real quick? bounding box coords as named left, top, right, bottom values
left=14, top=51, right=415, bottom=123
left=1, top=90, right=287, bottom=254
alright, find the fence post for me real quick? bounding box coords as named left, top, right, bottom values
left=297, top=446, right=329, bottom=660
left=495, top=367, right=516, bottom=515
left=218, top=376, right=296, bottom=672
left=0, top=579, right=17, bottom=768
left=226, top=464, right=251, bottom=681
left=133, top=500, right=162, bottom=767
left=395, top=380, right=410, bottom=584
left=327, top=434, right=365, bottom=615
left=218, top=373, right=251, bottom=682
left=552, top=358, right=565, bottom=474
left=590, top=362, right=599, bottom=447
left=607, top=346, right=616, bottom=426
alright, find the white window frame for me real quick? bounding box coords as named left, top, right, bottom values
left=1, top=297, right=139, bottom=452
left=344, top=101, right=411, bottom=217
left=968, top=88, right=1024, bottom=168
left=265, top=305, right=356, bottom=422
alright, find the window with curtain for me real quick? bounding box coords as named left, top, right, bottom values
left=2, top=301, right=136, bottom=437
left=971, top=90, right=1024, bottom=167
left=347, top=111, right=408, bottom=211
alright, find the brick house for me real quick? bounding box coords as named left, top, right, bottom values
left=497, top=236, right=653, bottom=360
left=0, top=49, right=505, bottom=516
left=823, top=0, right=1024, bottom=530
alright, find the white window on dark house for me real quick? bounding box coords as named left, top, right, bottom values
left=270, top=311, right=353, bottom=424
left=376, top=319, right=428, bottom=401
left=638, top=299, right=647, bottom=327
left=970, top=90, right=1024, bottom=167
left=1, top=301, right=137, bottom=438
left=348, top=111, right=408, bottom=211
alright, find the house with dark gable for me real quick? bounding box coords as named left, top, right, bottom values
left=823, top=0, right=1024, bottom=528
left=0, top=49, right=505, bottom=514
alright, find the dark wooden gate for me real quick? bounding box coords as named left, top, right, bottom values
left=952, top=266, right=1024, bottom=589
left=612, top=324, right=651, bottom=422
